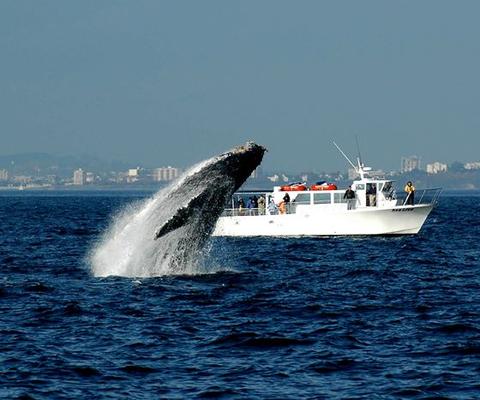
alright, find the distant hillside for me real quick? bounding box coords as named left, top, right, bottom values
left=0, top=153, right=131, bottom=177
left=399, top=170, right=480, bottom=190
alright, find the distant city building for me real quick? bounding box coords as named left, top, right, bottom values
left=348, top=168, right=360, bottom=180
left=401, top=156, right=421, bottom=173
left=348, top=168, right=384, bottom=180
left=426, top=162, right=448, bottom=174
left=464, top=161, right=480, bottom=170
left=128, top=168, right=140, bottom=177
left=85, top=172, right=95, bottom=183
left=127, top=167, right=141, bottom=183
left=112, top=172, right=127, bottom=183
left=0, top=169, right=8, bottom=181
left=13, top=175, right=32, bottom=184
left=73, top=168, right=86, bottom=185
left=153, top=167, right=181, bottom=182
left=366, top=170, right=384, bottom=179
left=46, top=175, right=58, bottom=184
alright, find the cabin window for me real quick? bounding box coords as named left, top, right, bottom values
left=381, top=181, right=395, bottom=199
left=313, top=193, right=331, bottom=204
left=382, top=182, right=392, bottom=193
left=355, top=184, right=365, bottom=190
left=293, top=193, right=311, bottom=204
left=334, top=193, right=348, bottom=203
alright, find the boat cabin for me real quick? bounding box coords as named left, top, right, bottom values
left=270, top=176, right=397, bottom=210
left=225, top=158, right=440, bottom=218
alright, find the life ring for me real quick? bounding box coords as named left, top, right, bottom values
left=280, top=183, right=307, bottom=191
left=310, top=183, right=337, bottom=191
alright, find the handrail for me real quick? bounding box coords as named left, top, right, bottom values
left=221, top=207, right=268, bottom=217
left=400, top=188, right=442, bottom=206
left=223, top=187, right=442, bottom=217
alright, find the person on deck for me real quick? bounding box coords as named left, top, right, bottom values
left=246, top=197, right=254, bottom=215
left=366, top=183, right=377, bottom=207
left=267, top=198, right=278, bottom=215
left=252, top=195, right=259, bottom=215
left=283, top=192, right=291, bottom=214
left=404, top=181, right=415, bottom=205
left=278, top=201, right=286, bottom=215
left=258, top=195, right=265, bottom=215
left=238, top=197, right=245, bottom=215
left=343, top=186, right=356, bottom=210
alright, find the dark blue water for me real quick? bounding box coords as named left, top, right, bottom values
left=1, top=191, right=480, bottom=399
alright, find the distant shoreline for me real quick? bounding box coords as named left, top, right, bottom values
left=0, top=186, right=479, bottom=197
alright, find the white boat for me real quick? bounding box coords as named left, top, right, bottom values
left=213, top=148, right=441, bottom=237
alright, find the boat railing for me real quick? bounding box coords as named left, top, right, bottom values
left=221, top=208, right=267, bottom=217
left=221, top=203, right=303, bottom=217
left=398, top=188, right=442, bottom=206
left=220, top=188, right=442, bottom=217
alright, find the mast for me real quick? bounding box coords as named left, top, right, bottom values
left=333, top=141, right=370, bottom=181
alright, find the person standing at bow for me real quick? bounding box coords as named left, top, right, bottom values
left=404, top=181, right=415, bottom=205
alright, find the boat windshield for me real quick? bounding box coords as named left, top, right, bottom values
left=381, top=181, right=395, bottom=199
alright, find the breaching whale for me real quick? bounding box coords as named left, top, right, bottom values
left=154, top=141, right=266, bottom=240
left=91, top=142, right=266, bottom=277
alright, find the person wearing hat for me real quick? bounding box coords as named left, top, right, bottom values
left=404, top=181, right=415, bottom=205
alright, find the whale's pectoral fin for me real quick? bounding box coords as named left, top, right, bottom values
left=154, top=206, right=193, bottom=240
left=154, top=193, right=208, bottom=240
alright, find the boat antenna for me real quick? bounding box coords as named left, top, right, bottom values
left=332, top=141, right=357, bottom=170
left=355, top=135, right=363, bottom=167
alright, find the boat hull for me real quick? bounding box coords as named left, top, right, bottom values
left=212, top=204, right=433, bottom=237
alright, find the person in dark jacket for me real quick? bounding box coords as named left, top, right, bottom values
left=282, top=192, right=291, bottom=213
left=343, top=186, right=356, bottom=210
left=252, top=195, right=259, bottom=215
left=366, top=183, right=377, bottom=207
left=246, top=197, right=254, bottom=215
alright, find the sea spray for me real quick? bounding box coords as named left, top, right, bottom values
left=89, top=142, right=266, bottom=277
left=90, top=159, right=213, bottom=277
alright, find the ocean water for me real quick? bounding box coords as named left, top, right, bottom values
left=1, top=190, right=479, bottom=399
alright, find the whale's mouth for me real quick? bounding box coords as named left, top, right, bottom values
left=89, top=142, right=266, bottom=277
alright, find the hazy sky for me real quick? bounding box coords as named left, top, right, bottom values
left=1, top=1, right=479, bottom=172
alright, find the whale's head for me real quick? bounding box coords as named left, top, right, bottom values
left=214, top=141, right=266, bottom=191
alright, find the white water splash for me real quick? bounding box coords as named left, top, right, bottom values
left=89, top=157, right=223, bottom=277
